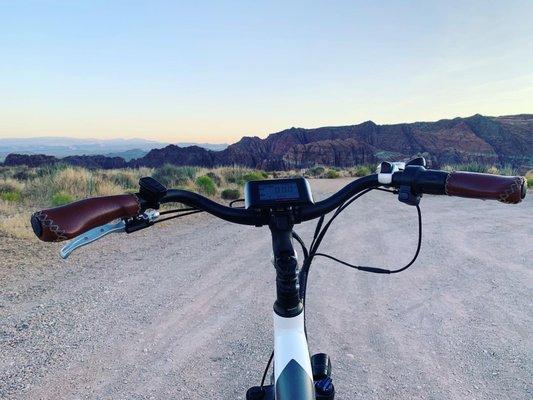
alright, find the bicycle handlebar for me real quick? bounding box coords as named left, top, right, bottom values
left=31, top=194, right=141, bottom=242
left=30, top=168, right=527, bottom=242
left=443, top=171, right=526, bottom=203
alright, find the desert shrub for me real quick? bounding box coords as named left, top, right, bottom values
left=308, top=166, right=325, bottom=177
left=35, top=163, right=69, bottom=178
left=526, top=170, right=533, bottom=188
left=0, top=213, right=33, bottom=239
left=0, top=179, right=23, bottom=194
left=221, top=188, right=241, bottom=200
left=443, top=163, right=488, bottom=173
left=152, top=164, right=197, bottom=187
left=222, top=169, right=239, bottom=184
left=12, top=167, right=35, bottom=181
left=324, top=169, right=340, bottom=179
left=105, top=169, right=139, bottom=189
left=242, top=171, right=265, bottom=182
left=0, top=179, right=23, bottom=202
left=223, top=169, right=266, bottom=185
left=206, top=171, right=222, bottom=186
left=499, top=165, right=517, bottom=176
left=352, top=165, right=373, bottom=177
left=195, top=175, right=216, bottom=196
left=51, top=192, right=74, bottom=206
left=443, top=163, right=518, bottom=176
left=55, top=167, right=122, bottom=197
left=0, top=191, right=21, bottom=202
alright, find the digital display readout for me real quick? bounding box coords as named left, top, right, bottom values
left=258, top=182, right=300, bottom=201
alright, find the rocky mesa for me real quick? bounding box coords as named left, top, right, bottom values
left=3, top=114, right=532, bottom=171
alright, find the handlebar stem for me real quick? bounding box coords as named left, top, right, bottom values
left=270, top=213, right=304, bottom=318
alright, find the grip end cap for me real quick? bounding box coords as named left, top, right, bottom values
left=30, top=214, right=43, bottom=238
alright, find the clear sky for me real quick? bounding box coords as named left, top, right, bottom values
left=1, top=0, right=532, bottom=143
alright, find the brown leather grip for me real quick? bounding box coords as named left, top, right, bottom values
left=31, top=194, right=141, bottom=242
left=445, top=171, right=526, bottom=204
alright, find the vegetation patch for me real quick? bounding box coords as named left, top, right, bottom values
left=324, top=169, right=340, bottom=179
left=152, top=164, right=197, bottom=187
left=51, top=192, right=75, bottom=206
left=195, top=175, right=217, bottom=196
left=0, top=163, right=528, bottom=239
left=221, top=188, right=241, bottom=200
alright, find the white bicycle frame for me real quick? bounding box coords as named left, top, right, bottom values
left=273, top=311, right=315, bottom=398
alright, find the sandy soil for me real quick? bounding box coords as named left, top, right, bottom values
left=1, top=178, right=531, bottom=399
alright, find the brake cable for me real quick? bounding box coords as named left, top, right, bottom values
left=152, top=208, right=204, bottom=224
left=292, top=230, right=309, bottom=260
left=314, top=203, right=422, bottom=274
left=152, top=196, right=245, bottom=225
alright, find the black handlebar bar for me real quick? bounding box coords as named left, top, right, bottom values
left=161, top=189, right=262, bottom=225
left=32, top=166, right=526, bottom=242
left=157, top=168, right=525, bottom=227
left=158, top=174, right=382, bottom=227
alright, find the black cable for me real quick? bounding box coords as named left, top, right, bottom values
left=260, top=350, right=274, bottom=389
left=292, top=231, right=309, bottom=260
left=229, top=198, right=245, bottom=208
left=314, top=204, right=422, bottom=274
left=153, top=209, right=204, bottom=224
left=159, top=207, right=197, bottom=215
left=309, top=215, right=324, bottom=253
left=300, top=188, right=375, bottom=302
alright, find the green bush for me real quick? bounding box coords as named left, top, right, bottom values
left=308, top=166, right=325, bottom=177
left=324, top=169, right=340, bottom=179
left=352, top=165, right=373, bottom=177
left=51, top=192, right=74, bottom=206
left=221, top=188, right=241, bottom=200
left=206, top=171, right=222, bottom=186
left=223, top=169, right=266, bottom=185
left=0, top=191, right=21, bottom=202
left=35, top=163, right=68, bottom=178
left=152, top=164, right=197, bottom=187
left=527, top=177, right=533, bottom=188
left=195, top=175, right=217, bottom=196
left=242, top=171, right=266, bottom=182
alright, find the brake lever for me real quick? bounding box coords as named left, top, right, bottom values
left=59, top=210, right=160, bottom=259
left=60, top=220, right=126, bottom=259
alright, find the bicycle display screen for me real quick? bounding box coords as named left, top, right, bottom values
left=244, top=178, right=314, bottom=209
left=258, top=181, right=300, bottom=201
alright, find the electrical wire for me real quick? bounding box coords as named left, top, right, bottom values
left=159, top=207, right=197, bottom=215
left=292, top=230, right=309, bottom=260
left=260, top=350, right=274, bottom=390
left=314, top=203, right=422, bottom=274
left=229, top=198, right=245, bottom=208
left=153, top=209, right=203, bottom=224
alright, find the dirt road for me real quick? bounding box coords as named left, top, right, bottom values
left=1, top=179, right=531, bottom=399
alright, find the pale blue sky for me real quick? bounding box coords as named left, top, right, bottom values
left=1, top=0, right=532, bottom=142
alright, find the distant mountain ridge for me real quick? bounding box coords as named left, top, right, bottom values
left=0, top=137, right=228, bottom=161
left=3, top=114, right=532, bottom=171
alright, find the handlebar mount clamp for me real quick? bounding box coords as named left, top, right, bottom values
left=139, top=177, right=168, bottom=210
left=392, top=157, right=427, bottom=206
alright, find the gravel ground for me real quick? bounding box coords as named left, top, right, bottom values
left=0, top=178, right=531, bottom=400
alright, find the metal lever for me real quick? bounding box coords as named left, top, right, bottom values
left=60, top=220, right=126, bottom=259
left=59, top=210, right=160, bottom=259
